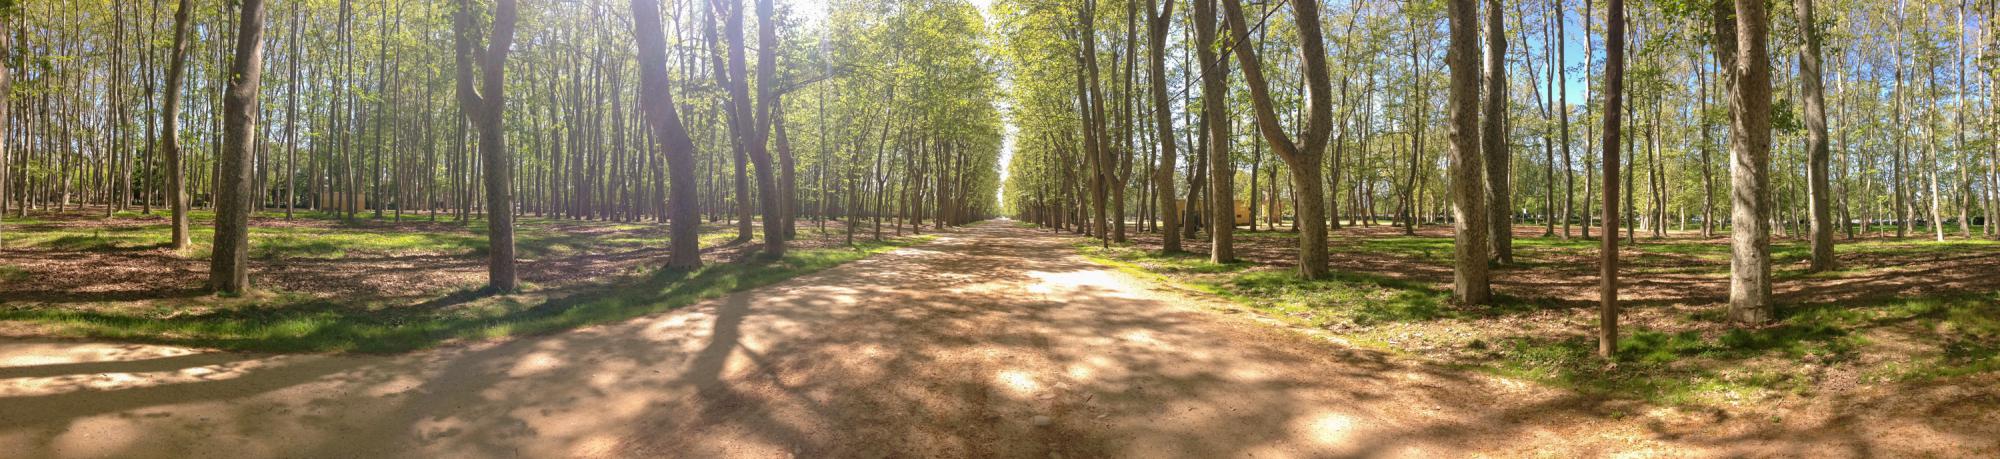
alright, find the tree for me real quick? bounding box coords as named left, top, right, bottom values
left=1725, top=0, right=1773, bottom=324
left=160, top=0, right=195, bottom=251
left=1147, top=0, right=1182, bottom=254
left=716, top=0, right=786, bottom=256
left=632, top=0, right=703, bottom=270
left=1599, top=0, right=1627, bottom=359
left=0, top=3, right=9, bottom=250
left=210, top=0, right=270, bottom=295
left=283, top=0, right=301, bottom=220
left=1220, top=0, right=1335, bottom=279
left=1796, top=0, right=1834, bottom=272
left=453, top=0, right=521, bottom=292
left=1076, top=0, right=1109, bottom=246
left=1194, top=0, right=1233, bottom=263
left=1557, top=0, right=1575, bottom=240
left=1483, top=0, right=1512, bottom=265
left=1448, top=0, right=1493, bottom=304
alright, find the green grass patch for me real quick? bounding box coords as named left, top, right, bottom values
left=0, top=236, right=930, bottom=353
left=1, top=211, right=738, bottom=260
left=1075, top=231, right=2000, bottom=408
left=0, top=265, right=27, bottom=283
left=1478, top=294, right=1998, bottom=405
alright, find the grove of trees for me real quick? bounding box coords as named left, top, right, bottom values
left=0, top=0, right=1004, bottom=293
left=997, top=0, right=1998, bottom=357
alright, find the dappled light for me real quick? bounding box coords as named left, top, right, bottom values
left=5, top=222, right=1988, bottom=457
left=3, top=0, right=1999, bottom=454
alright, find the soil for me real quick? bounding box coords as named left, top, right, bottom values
left=1145, top=223, right=2000, bottom=308
left=0, top=211, right=858, bottom=313
left=0, top=220, right=1992, bottom=458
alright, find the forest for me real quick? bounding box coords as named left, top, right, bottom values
left=0, top=0, right=1000, bottom=336
left=0, top=0, right=1995, bottom=456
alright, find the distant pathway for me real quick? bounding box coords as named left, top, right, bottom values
left=0, top=221, right=1989, bottom=458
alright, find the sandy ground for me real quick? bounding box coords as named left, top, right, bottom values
left=0, top=221, right=1994, bottom=458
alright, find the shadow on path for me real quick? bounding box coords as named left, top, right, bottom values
left=0, top=221, right=1993, bottom=458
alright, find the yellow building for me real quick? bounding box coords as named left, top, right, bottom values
left=1174, top=199, right=1253, bottom=226
left=317, top=192, right=372, bottom=213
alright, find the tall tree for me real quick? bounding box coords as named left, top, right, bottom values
left=1195, top=0, right=1233, bottom=263
left=1557, top=0, right=1575, bottom=240
left=632, top=0, right=703, bottom=270
left=1077, top=0, right=1109, bottom=246
left=1599, top=0, right=1627, bottom=358
left=0, top=3, right=9, bottom=249
left=160, top=0, right=196, bottom=251
left=1449, top=0, right=1493, bottom=304
left=1220, top=0, right=1335, bottom=279
left=1147, top=0, right=1182, bottom=254
left=714, top=0, right=786, bottom=256
left=283, top=0, right=301, bottom=219
left=1796, top=0, right=1834, bottom=272
left=1483, top=0, right=1513, bottom=264
left=1725, top=0, right=1773, bottom=324
left=453, top=0, right=522, bottom=292
left=210, top=0, right=271, bottom=294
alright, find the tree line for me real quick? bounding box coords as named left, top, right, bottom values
left=0, top=0, right=1005, bottom=293
left=998, top=0, right=1990, bottom=357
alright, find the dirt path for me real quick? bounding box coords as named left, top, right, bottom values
left=1, top=221, right=1992, bottom=458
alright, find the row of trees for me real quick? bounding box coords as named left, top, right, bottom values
left=998, top=0, right=1982, bottom=356
left=0, top=0, right=1004, bottom=293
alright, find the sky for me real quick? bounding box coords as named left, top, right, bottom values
left=793, top=0, right=999, bottom=26
left=788, top=0, right=1015, bottom=202
left=784, top=0, right=1602, bottom=206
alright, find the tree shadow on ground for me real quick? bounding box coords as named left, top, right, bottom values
left=0, top=222, right=1992, bottom=458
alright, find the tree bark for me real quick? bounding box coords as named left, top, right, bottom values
left=1195, top=0, right=1233, bottom=263
left=161, top=0, right=196, bottom=251
left=1483, top=0, right=1513, bottom=264
left=1600, top=0, right=1628, bottom=358
left=1448, top=0, right=1493, bottom=304
left=1795, top=0, right=1834, bottom=272
left=1219, top=0, right=1334, bottom=279
left=454, top=0, right=521, bottom=292
left=1726, top=0, right=1773, bottom=324
left=0, top=14, right=10, bottom=249
left=1148, top=0, right=1181, bottom=253
left=725, top=0, right=783, bottom=256
left=211, top=0, right=270, bottom=295
left=632, top=0, right=703, bottom=270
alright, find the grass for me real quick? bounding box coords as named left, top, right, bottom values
left=1486, top=293, right=2000, bottom=405
left=2, top=210, right=703, bottom=260
left=1, top=235, right=931, bottom=353
left=1078, top=230, right=2000, bottom=407
left=0, top=264, right=27, bottom=283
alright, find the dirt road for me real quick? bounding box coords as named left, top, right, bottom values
left=1, top=221, right=1991, bottom=458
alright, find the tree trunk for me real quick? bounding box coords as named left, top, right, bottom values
left=1483, top=0, right=1512, bottom=265
left=1219, top=0, right=1334, bottom=279
left=454, top=0, right=521, bottom=292
left=0, top=16, right=9, bottom=249
left=1195, top=0, right=1233, bottom=263
left=284, top=0, right=301, bottom=219
left=1600, top=0, right=1628, bottom=358
left=1794, top=0, right=1833, bottom=272
left=775, top=103, right=798, bottom=239
left=720, top=0, right=784, bottom=256
left=211, top=0, right=270, bottom=295
left=1448, top=0, right=1492, bottom=304
left=1558, top=0, right=1573, bottom=239
left=1148, top=0, right=1181, bottom=253
left=1726, top=0, right=1773, bottom=325
left=632, top=0, right=703, bottom=270
left=161, top=0, right=196, bottom=251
